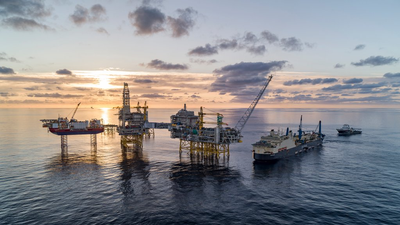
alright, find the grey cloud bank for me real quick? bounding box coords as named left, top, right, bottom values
left=351, top=56, right=399, bottom=67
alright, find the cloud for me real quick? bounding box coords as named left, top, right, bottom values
left=322, top=83, right=386, bottom=91
left=74, top=87, right=91, bottom=91
left=243, top=32, right=258, bottom=44
left=134, top=79, right=156, bottom=83
left=273, top=89, right=287, bottom=94
left=140, top=93, right=170, bottom=99
left=305, top=42, right=315, bottom=48
left=190, top=59, right=218, bottom=64
left=90, top=4, right=106, bottom=21
left=334, top=63, right=345, bottom=68
left=56, top=69, right=72, bottom=75
left=391, top=83, right=400, bottom=87
left=229, top=87, right=270, bottom=102
left=260, top=30, right=279, bottom=44
left=270, top=93, right=398, bottom=104
left=188, top=31, right=311, bottom=57
left=210, top=61, right=287, bottom=94
left=283, top=78, right=338, bottom=86
left=8, top=57, right=21, bottom=63
left=383, top=72, right=400, bottom=78
left=128, top=6, right=165, bottom=35
left=0, top=53, right=21, bottom=63
left=0, top=0, right=51, bottom=18
left=188, top=44, right=218, bottom=56
left=351, top=56, right=399, bottom=67
left=190, top=94, right=201, bottom=98
left=217, top=39, right=238, bottom=50
left=70, top=4, right=106, bottom=26
left=280, top=37, right=303, bottom=51
left=358, top=88, right=392, bottom=94
left=354, top=44, right=366, bottom=50
left=97, top=90, right=105, bottom=96
left=69, top=5, right=88, bottom=25
left=0, top=74, right=96, bottom=84
left=0, top=66, right=15, bottom=74
left=0, top=92, right=17, bottom=97
left=341, top=96, right=393, bottom=103
left=27, top=93, right=84, bottom=98
left=145, top=59, right=188, bottom=70
left=2, top=16, right=52, bottom=31
left=247, top=45, right=266, bottom=55
left=167, top=7, right=197, bottom=38
left=24, top=86, right=40, bottom=91
left=343, top=78, right=363, bottom=84
left=96, top=27, right=109, bottom=35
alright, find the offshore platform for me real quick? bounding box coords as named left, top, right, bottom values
left=117, top=83, right=170, bottom=150
left=168, top=75, right=273, bottom=155
left=41, top=73, right=273, bottom=158
left=40, top=102, right=104, bottom=153
left=117, top=83, right=150, bottom=150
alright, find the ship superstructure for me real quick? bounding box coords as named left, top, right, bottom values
left=337, top=124, right=362, bottom=136
left=40, top=103, right=104, bottom=135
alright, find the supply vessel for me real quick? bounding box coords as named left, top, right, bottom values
left=252, top=116, right=324, bottom=162
left=40, top=102, right=104, bottom=135
left=336, top=124, right=362, bottom=136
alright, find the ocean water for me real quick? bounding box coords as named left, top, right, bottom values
left=1, top=108, right=400, bottom=224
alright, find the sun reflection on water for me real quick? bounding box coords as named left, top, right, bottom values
left=101, top=108, right=110, bottom=125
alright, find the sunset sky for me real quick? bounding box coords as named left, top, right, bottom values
left=1, top=0, right=400, bottom=109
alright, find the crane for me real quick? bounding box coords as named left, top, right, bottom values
left=71, top=102, right=81, bottom=121
left=234, top=75, right=273, bottom=132
left=198, top=107, right=227, bottom=134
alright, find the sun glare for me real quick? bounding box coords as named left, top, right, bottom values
left=98, top=76, right=113, bottom=89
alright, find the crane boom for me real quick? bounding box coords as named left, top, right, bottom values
left=71, top=102, right=81, bottom=120
left=234, top=75, right=273, bottom=132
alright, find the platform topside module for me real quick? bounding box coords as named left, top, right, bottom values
left=169, top=105, right=241, bottom=145
left=168, top=75, right=274, bottom=153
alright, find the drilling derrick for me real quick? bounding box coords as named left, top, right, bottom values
left=118, top=83, right=148, bottom=150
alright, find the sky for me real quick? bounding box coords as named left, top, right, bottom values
left=1, top=0, right=400, bottom=109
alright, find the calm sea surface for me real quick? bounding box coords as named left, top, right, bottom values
left=1, top=108, right=400, bottom=224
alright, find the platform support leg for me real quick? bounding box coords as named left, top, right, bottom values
left=90, top=134, right=97, bottom=151
left=61, top=135, right=68, bottom=154
left=121, top=134, right=143, bottom=151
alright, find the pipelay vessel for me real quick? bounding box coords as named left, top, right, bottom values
left=252, top=116, right=325, bottom=162
left=40, top=103, right=104, bottom=135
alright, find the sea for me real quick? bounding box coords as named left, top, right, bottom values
left=0, top=107, right=399, bottom=224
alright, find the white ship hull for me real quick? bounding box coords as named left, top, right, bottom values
left=253, top=139, right=323, bottom=162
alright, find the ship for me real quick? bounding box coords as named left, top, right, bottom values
left=336, top=124, right=362, bottom=136
left=40, top=103, right=104, bottom=135
left=252, top=116, right=325, bottom=162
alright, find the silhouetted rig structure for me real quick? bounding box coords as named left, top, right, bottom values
left=117, top=83, right=170, bottom=150
left=118, top=83, right=148, bottom=150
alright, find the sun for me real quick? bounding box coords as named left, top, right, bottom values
left=98, top=76, right=112, bottom=89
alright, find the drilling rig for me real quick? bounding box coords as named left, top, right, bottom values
left=117, top=83, right=149, bottom=150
